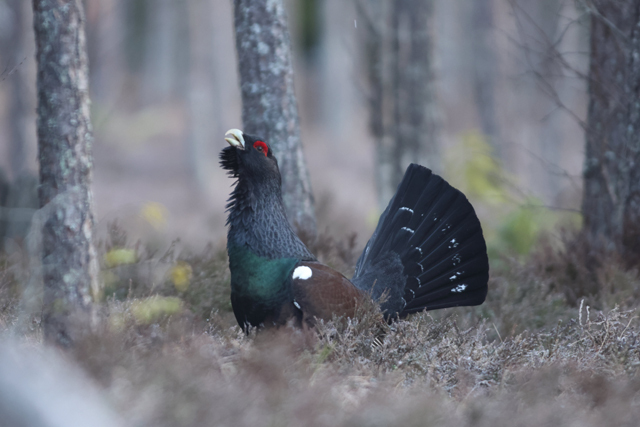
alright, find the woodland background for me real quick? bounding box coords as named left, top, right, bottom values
left=1, top=1, right=639, bottom=427
left=0, top=0, right=587, bottom=249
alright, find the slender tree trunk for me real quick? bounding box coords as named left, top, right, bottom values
left=187, top=0, right=217, bottom=190
left=6, top=2, right=28, bottom=178
left=32, top=0, right=100, bottom=346
left=583, top=1, right=640, bottom=261
left=358, top=0, right=387, bottom=209
left=390, top=0, right=439, bottom=188
left=233, top=0, right=317, bottom=238
left=1, top=0, right=37, bottom=179
left=87, top=0, right=126, bottom=104
left=360, top=0, right=439, bottom=209
left=470, top=0, right=501, bottom=158
left=140, top=0, right=188, bottom=104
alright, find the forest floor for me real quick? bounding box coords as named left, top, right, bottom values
left=0, top=226, right=639, bottom=427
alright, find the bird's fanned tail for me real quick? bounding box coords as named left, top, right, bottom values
left=352, top=164, right=489, bottom=318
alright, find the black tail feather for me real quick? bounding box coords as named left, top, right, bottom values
left=352, top=164, right=489, bottom=318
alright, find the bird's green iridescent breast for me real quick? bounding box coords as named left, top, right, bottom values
left=227, top=244, right=298, bottom=300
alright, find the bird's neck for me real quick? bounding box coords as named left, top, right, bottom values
left=226, top=177, right=314, bottom=261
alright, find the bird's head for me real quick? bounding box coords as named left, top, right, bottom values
left=220, top=129, right=280, bottom=183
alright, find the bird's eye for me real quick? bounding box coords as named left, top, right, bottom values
left=253, top=141, right=268, bottom=157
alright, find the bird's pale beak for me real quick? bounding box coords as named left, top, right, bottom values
left=225, top=129, right=245, bottom=149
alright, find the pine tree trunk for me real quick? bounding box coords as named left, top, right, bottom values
left=360, top=0, right=439, bottom=209
left=470, top=0, right=500, bottom=158
left=359, top=0, right=386, bottom=210
left=583, top=1, right=640, bottom=260
left=88, top=0, right=126, bottom=104
left=187, top=0, right=218, bottom=190
left=390, top=0, right=439, bottom=190
left=32, top=0, right=100, bottom=346
left=233, top=0, right=317, bottom=238
left=1, top=0, right=37, bottom=179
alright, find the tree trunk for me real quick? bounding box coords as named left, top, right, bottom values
left=470, top=0, right=501, bottom=158
left=359, top=0, right=386, bottom=209
left=390, top=0, right=439, bottom=189
left=86, top=0, right=126, bottom=105
left=187, top=0, right=218, bottom=190
left=360, top=0, right=439, bottom=209
left=32, top=0, right=100, bottom=346
left=583, top=1, right=640, bottom=261
left=1, top=0, right=37, bottom=179
left=514, top=0, right=565, bottom=203
left=233, top=0, right=317, bottom=238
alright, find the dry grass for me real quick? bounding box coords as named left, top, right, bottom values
left=1, top=227, right=639, bottom=426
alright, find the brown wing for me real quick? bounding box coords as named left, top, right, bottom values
left=291, top=261, right=367, bottom=324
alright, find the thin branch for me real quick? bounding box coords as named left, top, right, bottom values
left=0, top=57, right=26, bottom=82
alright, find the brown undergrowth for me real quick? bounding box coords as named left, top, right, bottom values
left=1, top=227, right=639, bottom=426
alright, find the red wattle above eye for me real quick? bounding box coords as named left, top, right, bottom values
left=253, top=141, right=268, bottom=157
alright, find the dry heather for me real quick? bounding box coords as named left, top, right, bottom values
left=0, top=228, right=639, bottom=426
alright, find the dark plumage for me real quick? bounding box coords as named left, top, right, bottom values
left=221, top=129, right=489, bottom=331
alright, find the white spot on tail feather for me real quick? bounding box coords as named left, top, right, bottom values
left=449, top=271, right=464, bottom=281
left=293, top=266, right=312, bottom=280
left=401, top=227, right=415, bottom=234
left=452, top=284, right=467, bottom=293
left=452, top=254, right=461, bottom=265
left=400, top=207, right=414, bottom=214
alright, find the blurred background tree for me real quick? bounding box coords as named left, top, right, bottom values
left=0, top=0, right=626, bottom=262
left=582, top=0, right=640, bottom=263
left=358, top=0, right=440, bottom=210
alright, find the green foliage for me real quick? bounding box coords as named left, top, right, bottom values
left=130, top=296, right=184, bottom=325
left=444, top=131, right=581, bottom=260
left=104, top=248, right=137, bottom=268
left=444, top=131, right=509, bottom=205
left=498, top=204, right=539, bottom=255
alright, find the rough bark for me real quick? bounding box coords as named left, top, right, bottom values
left=583, top=1, right=640, bottom=260
left=32, top=0, right=100, bottom=346
left=233, top=0, right=317, bottom=237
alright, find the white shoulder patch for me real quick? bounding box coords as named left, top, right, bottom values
left=292, top=266, right=313, bottom=280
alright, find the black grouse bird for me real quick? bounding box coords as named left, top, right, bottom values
left=221, top=129, right=489, bottom=331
